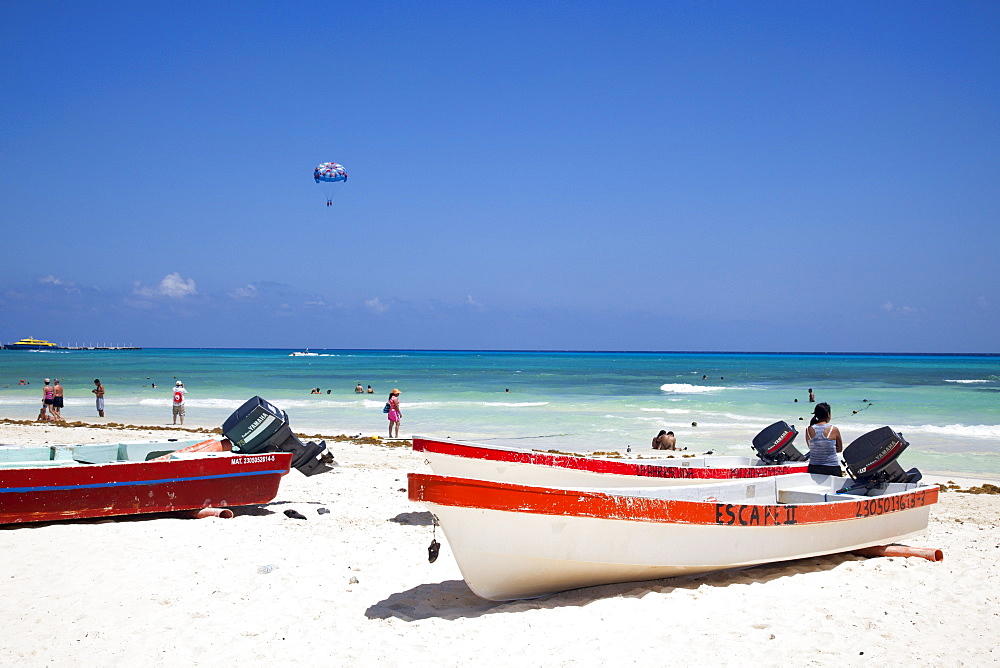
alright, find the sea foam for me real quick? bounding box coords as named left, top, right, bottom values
left=659, top=383, right=731, bottom=394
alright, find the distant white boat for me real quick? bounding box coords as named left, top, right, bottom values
left=289, top=350, right=319, bottom=357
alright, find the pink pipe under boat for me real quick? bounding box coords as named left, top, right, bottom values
left=183, top=507, right=234, bottom=519
left=852, top=545, right=943, bottom=561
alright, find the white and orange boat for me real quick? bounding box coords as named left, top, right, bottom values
left=413, top=421, right=809, bottom=488
left=409, top=427, right=938, bottom=600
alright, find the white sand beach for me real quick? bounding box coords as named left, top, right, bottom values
left=2, top=421, right=998, bottom=666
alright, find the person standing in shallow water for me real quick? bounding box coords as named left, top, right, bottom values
left=805, top=402, right=843, bottom=476
left=386, top=388, right=401, bottom=438
left=93, top=379, right=105, bottom=417
left=172, top=381, right=187, bottom=425
left=42, top=379, right=54, bottom=420
left=52, top=380, right=65, bottom=421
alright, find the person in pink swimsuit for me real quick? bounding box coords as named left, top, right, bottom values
left=387, top=389, right=402, bottom=438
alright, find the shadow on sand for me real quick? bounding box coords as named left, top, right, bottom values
left=389, top=511, right=435, bottom=526
left=365, top=553, right=854, bottom=622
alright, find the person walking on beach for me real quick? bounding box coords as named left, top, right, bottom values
left=93, top=379, right=105, bottom=417
left=805, top=402, right=843, bottom=476
left=172, top=381, right=187, bottom=425
left=52, top=380, right=65, bottom=421
left=42, top=379, right=55, bottom=420
left=386, top=388, right=401, bottom=438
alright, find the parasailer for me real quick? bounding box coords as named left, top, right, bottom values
left=314, top=161, right=347, bottom=206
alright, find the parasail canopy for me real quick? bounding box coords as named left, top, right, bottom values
left=314, top=162, right=348, bottom=183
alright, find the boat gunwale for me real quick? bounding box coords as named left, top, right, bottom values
left=0, top=452, right=293, bottom=490
left=408, top=472, right=939, bottom=527
left=0, top=452, right=293, bottom=525
left=413, top=436, right=809, bottom=479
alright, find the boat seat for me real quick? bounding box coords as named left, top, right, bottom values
left=622, top=478, right=781, bottom=504
left=777, top=486, right=853, bottom=504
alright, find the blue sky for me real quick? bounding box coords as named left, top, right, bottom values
left=2, top=2, right=998, bottom=352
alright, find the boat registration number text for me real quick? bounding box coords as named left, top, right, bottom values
left=713, top=490, right=931, bottom=526
left=852, top=490, right=929, bottom=518
left=232, top=455, right=276, bottom=465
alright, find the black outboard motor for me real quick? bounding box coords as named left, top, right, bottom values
left=222, top=396, right=335, bottom=476
left=839, top=426, right=921, bottom=494
left=751, top=421, right=808, bottom=464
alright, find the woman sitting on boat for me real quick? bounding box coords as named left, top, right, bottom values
left=805, top=402, right=843, bottom=476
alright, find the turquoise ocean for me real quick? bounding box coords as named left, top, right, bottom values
left=1, top=349, right=998, bottom=478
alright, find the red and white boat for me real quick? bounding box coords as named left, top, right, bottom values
left=0, top=438, right=293, bottom=525
left=0, top=396, right=337, bottom=525
left=410, top=427, right=937, bottom=600
left=413, top=421, right=809, bottom=488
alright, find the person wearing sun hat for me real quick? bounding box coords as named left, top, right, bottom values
left=171, top=380, right=187, bottom=425
left=386, top=388, right=402, bottom=438
left=42, top=379, right=55, bottom=420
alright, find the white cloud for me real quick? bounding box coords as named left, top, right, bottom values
left=159, top=272, right=196, bottom=298
left=133, top=272, right=197, bottom=299
left=37, top=274, right=79, bottom=293
left=881, top=301, right=919, bottom=315
left=465, top=294, right=486, bottom=311
left=229, top=284, right=259, bottom=300
left=365, top=297, right=389, bottom=313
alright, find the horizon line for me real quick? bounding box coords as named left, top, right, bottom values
left=33, top=347, right=998, bottom=357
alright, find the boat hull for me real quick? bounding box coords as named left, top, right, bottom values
left=413, top=436, right=808, bottom=488
left=0, top=452, right=292, bottom=525
left=3, top=337, right=63, bottom=350
left=409, top=472, right=938, bottom=601
left=4, top=344, right=64, bottom=350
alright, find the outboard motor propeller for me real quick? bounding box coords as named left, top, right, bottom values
left=751, top=421, right=808, bottom=464
left=839, top=426, right=921, bottom=494
left=222, top=396, right=335, bottom=476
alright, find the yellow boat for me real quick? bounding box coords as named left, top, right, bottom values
left=3, top=337, right=64, bottom=350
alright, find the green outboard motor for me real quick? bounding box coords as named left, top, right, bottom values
left=222, top=396, right=334, bottom=476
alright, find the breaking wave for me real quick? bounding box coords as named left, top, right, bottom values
left=659, top=383, right=731, bottom=394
